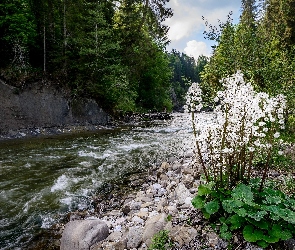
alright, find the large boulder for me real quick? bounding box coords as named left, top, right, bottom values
left=60, top=219, right=109, bottom=250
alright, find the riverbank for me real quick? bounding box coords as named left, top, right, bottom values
left=36, top=154, right=295, bottom=250
left=0, top=111, right=172, bottom=141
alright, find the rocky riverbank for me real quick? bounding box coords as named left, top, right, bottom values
left=53, top=154, right=295, bottom=250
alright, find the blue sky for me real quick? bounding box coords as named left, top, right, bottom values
left=165, top=0, right=242, bottom=59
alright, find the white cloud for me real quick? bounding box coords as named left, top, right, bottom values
left=165, top=0, right=241, bottom=52
left=184, top=40, right=211, bottom=60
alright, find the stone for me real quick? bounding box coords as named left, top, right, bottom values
left=160, top=162, right=170, bottom=170
left=207, top=232, right=219, bottom=247
left=127, top=226, right=143, bottom=249
left=130, top=201, right=142, bottom=210
left=142, top=213, right=168, bottom=246
left=132, top=216, right=144, bottom=225
left=113, top=239, right=127, bottom=250
left=106, top=231, right=122, bottom=242
left=136, top=211, right=149, bottom=220
left=60, top=219, right=109, bottom=250
left=285, top=239, right=295, bottom=250
left=121, top=205, right=131, bottom=215
left=170, top=225, right=198, bottom=247
left=174, top=183, right=192, bottom=204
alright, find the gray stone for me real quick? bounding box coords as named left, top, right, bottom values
left=285, top=239, right=295, bottom=250
left=174, top=183, right=192, bottom=204
left=60, top=219, right=109, bottom=250
left=143, top=213, right=167, bottom=246
left=127, top=226, right=143, bottom=249
left=170, top=225, right=198, bottom=246
left=106, top=231, right=122, bottom=242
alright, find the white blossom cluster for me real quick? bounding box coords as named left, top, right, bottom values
left=186, top=71, right=286, bottom=180
left=183, top=82, right=203, bottom=113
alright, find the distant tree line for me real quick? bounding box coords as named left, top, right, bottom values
left=167, top=50, right=208, bottom=109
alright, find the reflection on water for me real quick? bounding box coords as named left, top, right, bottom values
left=0, top=113, right=196, bottom=249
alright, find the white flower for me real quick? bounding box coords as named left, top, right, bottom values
left=248, top=147, right=255, bottom=152
left=278, top=151, right=284, bottom=155
left=274, top=132, right=280, bottom=138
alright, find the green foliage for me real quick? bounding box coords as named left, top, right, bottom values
left=148, top=230, right=173, bottom=250
left=0, top=0, right=174, bottom=113
left=200, top=0, right=295, bottom=117
left=168, top=50, right=209, bottom=109
left=192, top=182, right=295, bottom=248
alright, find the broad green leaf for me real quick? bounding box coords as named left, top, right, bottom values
left=228, top=214, right=245, bottom=230
left=236, top=208, right=247, bottom=217
left=270, top=224, right=292, bottom=241
left=257, top=240, right=269, bottom=248
left=201, top=208, right=211, bottom=219
left=247, top=210, right=267, bottom=221
left=222, top=199, right=243, bottom=213
left=191, top=195, right=205, bottom=209
left=220, top=224, right=232, bottom=240
left=243, top=225, right=257, bottom=242
left=197, top=184, right=212, bottom=196
left=247, top=218, right=269, bottom=230
left=232, top=184, right=253, bottom=204
left=204, top=200, right=220, bottom=215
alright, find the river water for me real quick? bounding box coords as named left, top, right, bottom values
left=0, top=113, right=197, bottom=249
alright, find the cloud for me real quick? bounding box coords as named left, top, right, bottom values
left=184, top=40, right=211, bottom=60
left=165, top=0, right=241, bottom=52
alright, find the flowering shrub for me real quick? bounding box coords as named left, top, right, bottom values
left=187, top=72, right=295, bottom=248
left=185, top=71, right=287, bottom=189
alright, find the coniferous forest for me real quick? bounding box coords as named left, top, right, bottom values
left=1, top=0, right=295, bottom=117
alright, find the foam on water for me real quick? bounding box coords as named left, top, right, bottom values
left=50, top=174, right=69, bottom=192
left=60, top=196, right=72, bottom=206
left=78, top=150, right=111, bottom=159
left=40, top=214, right=55, bottom=229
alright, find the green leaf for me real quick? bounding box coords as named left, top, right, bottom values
left=191, top=195, right=205, bottom=209
left=222, top=199, right=243, bottom=213
left=247, top=210, right=267, bottom=221
left=220, top=224, right=232, bottom=240
left=243, top=225, right=265, bottom=242
left=201, top=208, right=211, bottom=219
left=236, top=208, right=247, bottom=217
left=204, top=200, right=220, bottom=215
left=269, top=224, right=293, bottom=241
left=257, top=240, right=269, bottom=248
left=247, top=218, right=269, bottom=230
left=197, top=184, right=212, bottom=196
left=228, top=214, right=245, bottom=230
left=232, top=184, right=253, bottom=204
left=243, top=225, right=257, bottom=242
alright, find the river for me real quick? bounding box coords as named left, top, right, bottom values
left=0, top=113, right=196, bottom=249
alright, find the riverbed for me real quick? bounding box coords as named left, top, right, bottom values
left=0, top=113, right=196, bottom=249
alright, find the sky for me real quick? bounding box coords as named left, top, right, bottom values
left=164, top=0, right=242, bottom=60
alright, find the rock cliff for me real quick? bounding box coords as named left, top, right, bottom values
left=0, top=80, right=108, bottom=136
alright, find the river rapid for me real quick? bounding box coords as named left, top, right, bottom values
left=0, top=113, right=198, bottom=249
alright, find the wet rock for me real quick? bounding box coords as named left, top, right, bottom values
left=60, top=219, right=109, bottom=250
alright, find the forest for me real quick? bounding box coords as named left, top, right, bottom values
left=200, top=0, right=295, bottom=117
left=0, top=0, right=203, bottom=114
left=1, top=0, right=295, bottom=117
